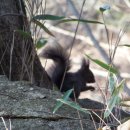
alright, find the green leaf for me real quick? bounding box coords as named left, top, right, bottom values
left=104, top=79, right=125, bottom=118
left=119, top=44, right=130, bottom=47
left=32, top=19, right=54, bottom=37
left=58, top=18, right=103, bottom=24
left=100, top=4, right=111, bottom=12
left=116, top=79, right=125, bottom=94
left=33, top=14, right=65, bottom=20
left=36, top=38, right=47, bottom=49
left=108, top=73, right=117, bottom=94
left=33, top=15, right=103, bottom=25
left=104, top=89, right=120, bottom=118
left=104, top=94, right=121, bottom=118
left=57, top=99, right=91, bottom=114
left=53, top=89, right=73, bottom=114
left=86, top=55, right=118, bottom=74
left=16, top=30, right=31, bottom=38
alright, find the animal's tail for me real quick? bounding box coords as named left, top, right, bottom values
left=39, top=44, right=71, bottom=88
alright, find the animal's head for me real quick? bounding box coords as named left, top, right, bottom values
left=80, top=58, right=95, bottom=83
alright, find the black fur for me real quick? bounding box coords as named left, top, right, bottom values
left=40, top=45, right=95, bottom=99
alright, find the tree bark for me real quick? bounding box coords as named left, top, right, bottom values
left=0, top=0, right=52, bottom=89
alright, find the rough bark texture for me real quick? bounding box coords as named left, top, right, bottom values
left=0, top=0, right=52, bottom=89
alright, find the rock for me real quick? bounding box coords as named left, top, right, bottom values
left=0, top=75, right=97, bottom=130
left=78, top=98, right=130, bottom=124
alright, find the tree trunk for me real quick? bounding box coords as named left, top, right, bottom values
left=0, top=0, right=52, bottom=89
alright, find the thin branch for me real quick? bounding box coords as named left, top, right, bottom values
left=67, top=0, right=110, bottom=63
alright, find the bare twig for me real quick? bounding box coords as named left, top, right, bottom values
left=67, top=0, right=110, bottom=63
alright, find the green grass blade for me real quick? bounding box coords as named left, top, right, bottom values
left=57, top=99, right=91, bottom=114
left=108, top=73, right=117, bottom=94
left=15, top=30, right=31, bottom=38
left=119, top=44, right=130, bottom=47
left=33, top=14, right=65, bottom=20
left=36, top=38, right=47, bottom=49
left=33, top=15, right=103, bottom=25
left=86, top=54, right=118, bottom=74
left=104, top=80, right=125, bottom=118
left=53, top=89, right=73, bottom=114
left=58, top=18, right=103, bottom=24
left=116, top=79, right=125, bottom=94
left=32, top=19, right=54, bottom=37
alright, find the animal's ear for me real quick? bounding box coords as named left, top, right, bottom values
left=81, top=58, right=90, bottom=69
left=85, top=59, right=90, bottom=68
